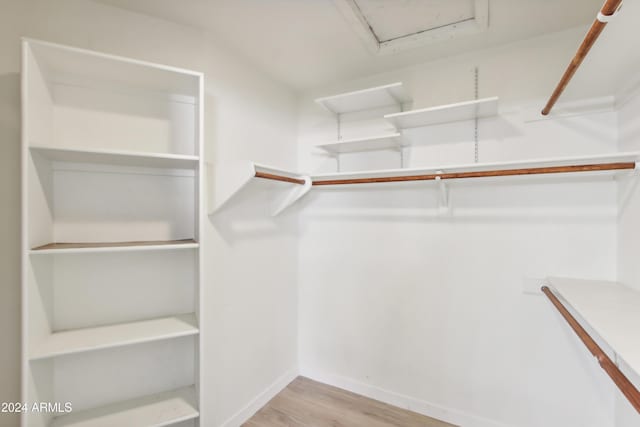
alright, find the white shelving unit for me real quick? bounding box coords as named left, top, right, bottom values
left=313, top=83, right=412, bottom=166
left=315, top=82, right=411, bottom=114
left=313, top=84, right=499, bottom=170
left=315, top=133, right=404, bottom=154
left=210, top=162, right=311, bottom=216
left=384, top=96, right=499, bottom=129
left=22, top=39, right=203, bottom=427
left=546, top=277, right=640, bottom=380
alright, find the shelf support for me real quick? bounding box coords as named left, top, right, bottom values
left=400, top=146, right=410, bottom=169
left=435, top=172, right=450, bottom=213
left=271, top=175, right=312, bottom=216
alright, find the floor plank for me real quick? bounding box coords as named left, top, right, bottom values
left=244, top=377, right=456, bottom=427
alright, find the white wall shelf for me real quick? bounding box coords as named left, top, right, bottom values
left=315, top=82, right=412, bottom=114
left=29, top=239, right=199, bottom=255
left=30, top=146, right=199, bottom=170
left=26, top=38, right=201, bottom=99
left=31, top=314, right=198, bottom=360
left=50, top=386, right=198, bottom=427
left=316, top=133, right=404, bottom=154
left=384, top=96, right=499, bottom=129
left=311, top=151, right=640, bottom=184
left=210, top=163, right=311, bottom=216
left=546, top=277, right=640, bottom=381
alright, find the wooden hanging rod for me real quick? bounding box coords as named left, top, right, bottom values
left=541, top=0, right=623, bottom=115
left=541, top=286, right=640, bottom=413
left=312, top=162, right=635, bottom=186
left=255, top=171, right=306, bottom=185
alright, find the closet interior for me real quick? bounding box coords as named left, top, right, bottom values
left=9, top=1, right=640, bottom=427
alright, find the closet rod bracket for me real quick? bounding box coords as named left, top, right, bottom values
left=435, top=171, right=449, bottom=211
left=271, top=175, right=312, bottom=216
left=597, top=2, right=623, bottom=22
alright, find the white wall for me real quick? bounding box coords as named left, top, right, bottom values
left=296, top=24, right=637, bottom=427
left=614, top=49, right=640, bottom=427
left=0, top=1, right=298, bottom=426
left=613, top=1, right=640, bottom=425
left=617, top=83, right=640, bottom=292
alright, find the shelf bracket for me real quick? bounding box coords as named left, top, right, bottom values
left=271, top=175, right=312, bottom=216
left=400, top=146, right=409, bottom=169
left=597, top=2, right=623, bottom=22
left=435, top=172, right=449, bottom=212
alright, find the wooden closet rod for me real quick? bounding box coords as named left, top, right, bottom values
left=312, top=162, right=635, bottom=186
left=541, top=286, right=640, bottom=413
left=255, top=171, right=306, bottom=185
left=541, top=0, right=623, bottom=115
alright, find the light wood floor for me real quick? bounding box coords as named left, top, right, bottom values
left=244, top=377, right=456, bottom=427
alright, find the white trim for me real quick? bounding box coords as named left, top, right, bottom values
left=334, top=0, right=489, bottom=55
left=220, top=368, right=299, bottom=427
left=20, top=38, right=30, bottom=427
left=332, top=0, right=380, bottom=54
left=196, top=67, right=205, bottom=427
left=300, top=367, right=512, bottom=427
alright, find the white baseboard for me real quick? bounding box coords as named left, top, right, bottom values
left=300, top=367, right=512, bottom=427
left=220, top=367, right=299, bottom=427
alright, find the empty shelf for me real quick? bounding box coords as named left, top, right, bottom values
left=547, top=277, right=640, bottom=379
left=30, top=146, right=199, bottom=170
left=31, top=314, right=199, bottom=360
left=384, top=97, right=498, bottom=129
left=316, top=133, right=404, bottom=154
left=28, top=38, right=201, bottom=99
left=210, top=162, right=311, bottom=215
left=50, top=386, right=198, bottom=427
left=315, top=82, right=412, bottom=114
left=30, top=239, right=199, bottom=255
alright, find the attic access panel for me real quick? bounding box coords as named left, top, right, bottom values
left=335, top=0, right=489, bottom=54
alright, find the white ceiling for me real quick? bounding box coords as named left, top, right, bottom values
left=96, top=0, right=603, bottom=90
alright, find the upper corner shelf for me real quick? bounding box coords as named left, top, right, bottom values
left=30, top=146, right=199, bottom=170
left=316, top=133, right=403, bottom=154
left=384, top=96, right=499, bottom=129
left=546, top=277, right=640, bottom=381
left=25, top=38, right=201, bottom=98
left=210, top=163, right=311, bottom=215
left=315, top=82, right=412, bottom=115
